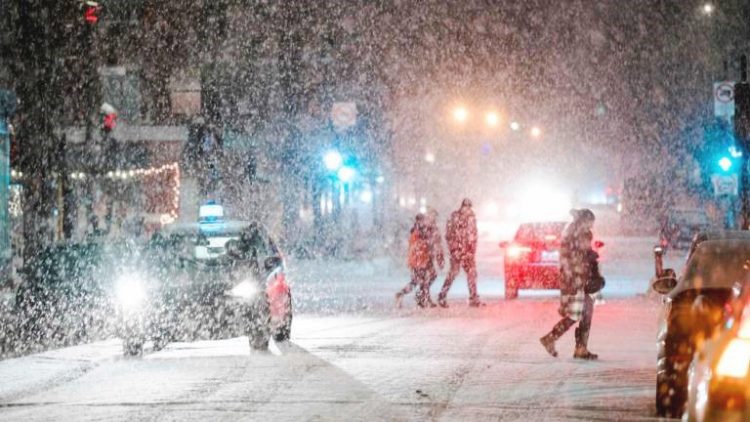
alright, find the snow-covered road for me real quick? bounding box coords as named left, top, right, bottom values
left=0, top=236, right=681, bottom=421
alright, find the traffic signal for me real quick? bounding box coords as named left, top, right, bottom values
left=718, top=156, right=733, bottom=172
left=83, top=1, right=101, bottom=25
left=100, top=103, right=117, bottom=133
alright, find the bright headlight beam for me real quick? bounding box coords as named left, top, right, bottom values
left=716, top=338, right=750, bottom=378
left=230, top=280, right=260, bottom=299
left=115, top=276, right=146, bottom=310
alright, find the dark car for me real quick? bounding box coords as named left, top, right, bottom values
left=685, top=284, right=750, bottom=422
left=500, top=222, right=567, bottom=300
left=116, top=218, right=293, bottom=355
left=651, top=237, right=750, bottom=418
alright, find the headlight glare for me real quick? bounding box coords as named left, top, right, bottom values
left=115, top=276, right=147, bottom=310
left=716, top=338, right=750, bottom=378
left=230, top=280, right=260, bottom=299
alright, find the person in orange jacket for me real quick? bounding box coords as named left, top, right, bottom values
left=396, top=214, right=435, bottom=308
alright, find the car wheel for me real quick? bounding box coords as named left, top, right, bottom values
left=656, top=359, right=688, bottom=418
left=505, top=275, right=519, bottom=300
left=273, top=292, right=293, bottom=342
left=247, top=295, right=271, bottom=351
left=123, top=338, right=144, bottom=356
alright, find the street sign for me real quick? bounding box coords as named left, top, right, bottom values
left=715, top=81, right=735, bottom=119
left=711, top=173, right=739, bottom=196
left=331, top=102, right=357, bottom=131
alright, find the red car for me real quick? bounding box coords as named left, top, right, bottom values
left=500, top=222, right=567, bottom=300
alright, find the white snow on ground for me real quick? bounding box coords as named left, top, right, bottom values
left=0, top=235, right=678, bottom=421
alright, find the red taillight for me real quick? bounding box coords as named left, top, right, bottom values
left=506, top=244, right=532, bottom=259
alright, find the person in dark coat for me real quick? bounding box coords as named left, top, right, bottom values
left=396, top=214, right=437, bottom=308
left=423, top=208, right=445, bottom=306
left=437, top=198, right=483, bottom=307
left=539, top=208, right=602, bottom=360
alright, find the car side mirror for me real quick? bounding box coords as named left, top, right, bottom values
left=653, top=245, right=665, bottom=278
left=264, top=256, right=282, bottom=271
left=652, top=271, right=677, bottom=295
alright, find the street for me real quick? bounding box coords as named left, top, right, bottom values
left=0, top=237, right=679, bottom=421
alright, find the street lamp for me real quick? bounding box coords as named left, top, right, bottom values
left=530, top=126, right=542, bottom=138
left=509, top=121, right=521, bottom=131
left=323, top=150, right=343, bottom=171
left=485, top=111, right=500, bottom=127
left=702, top=3, right=714, bottom=15
left=337, top=166, right=356, bottom=183
left=424, top=152, right=436, bottom=163
left=453, top=106, right=469, bottom=123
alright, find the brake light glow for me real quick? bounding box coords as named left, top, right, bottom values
left=716, top=338, right=750, bottom=378
left=506, top=245, right=532, bottom=259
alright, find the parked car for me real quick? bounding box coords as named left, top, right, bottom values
left=118, top=205, right=293, bottom=355
left=651, top=235, right=750, bottom=417
left=659, top=208, right=712, bottom=251
left=685, top=284, right=750, bottom=422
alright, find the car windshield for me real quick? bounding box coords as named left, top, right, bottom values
left=514, top=223, right=566, bottom=244
left=150, top=223, right=271, bottom=264
left=673, top=241, right=750, bottom=298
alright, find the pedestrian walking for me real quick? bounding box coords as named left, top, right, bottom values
left=396, top=214, right=436, bottom=308
left=437, top=199, right=484, bottom=307
left=423, top=208, right=445, bottom=305
left=539, top=208, right=604, bottom=360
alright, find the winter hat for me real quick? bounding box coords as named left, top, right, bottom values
left=570, top=208, right=595, bottom=223
left=461, top=198, right=473, bottom=208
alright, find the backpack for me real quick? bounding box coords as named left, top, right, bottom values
left=408, top=231, right=431, bottom=269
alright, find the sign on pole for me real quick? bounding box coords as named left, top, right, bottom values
left=712, top=173, right=739, bottom=197
left=715, top=81, right=735, bottom=121
left=331, top=102, right=357, bottom=132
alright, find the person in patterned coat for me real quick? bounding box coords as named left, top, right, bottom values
left=539, top=209, right=600, bottom=360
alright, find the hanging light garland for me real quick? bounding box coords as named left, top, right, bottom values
left=8, top=163, right=181, bottom=223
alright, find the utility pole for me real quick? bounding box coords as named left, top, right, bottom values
left=734, top=55, right=750, bottom=229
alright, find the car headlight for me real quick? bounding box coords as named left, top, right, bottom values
left=115, top=275, right=147, bottom=310
left=230, top=280, right=260, bottom=299
left=716, top=338, right=750, bottom=378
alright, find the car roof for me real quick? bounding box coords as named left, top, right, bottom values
left=670, top=238, right=750, bottom=298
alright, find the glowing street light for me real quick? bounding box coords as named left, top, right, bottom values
left=485, top=111, right=500, bottom=127
left=424, top=152, right=436, bottom=163
left=453, top=106, right=469, bottom=123
left=337, top=166, right=356, bottom=182
left=530, top=126, right=542, bottom=138
left=702, top=3, right=714, bottom=15
left=509, top=121, right=521, bottom=131
left=323, top=150, right=343, bottom=171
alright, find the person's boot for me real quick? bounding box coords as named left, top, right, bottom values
left=426, top=296, right=437, bottom=308
left=539, top=334, right=558, bottom=358
left=437, top=294, right=449, bottom=308
left=395, top=292, right=403, bottom=308
left=573, top=327, right=598, bottom=360
left=468, top=298, right=486, bottom=307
